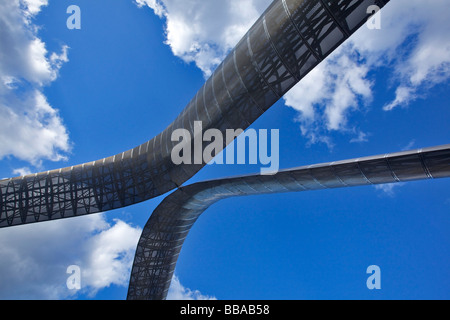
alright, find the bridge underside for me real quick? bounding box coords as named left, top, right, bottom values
left=0, top=0, right=390, bottom=228
left=127, top=144, right=450, bottom=300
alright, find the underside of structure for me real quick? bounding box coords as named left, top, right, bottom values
left=126, top=144, right=450, bottom=300
left=1, top=0, right=447, bottom=302
left=0, top=0, right=390, bottom=228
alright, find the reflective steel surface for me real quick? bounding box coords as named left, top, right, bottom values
left=127, top=145, right=450, bottom=299
left=0, top=0, right=390, bottom=228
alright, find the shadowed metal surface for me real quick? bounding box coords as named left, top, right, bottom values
left=127, top=144, right=450, bottom=300
left=0, top=0, right=390, bottom=228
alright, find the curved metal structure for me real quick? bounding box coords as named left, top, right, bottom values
left=127, top=144, right=450, bottom=300
left=0, top=0, right=390, bottom=228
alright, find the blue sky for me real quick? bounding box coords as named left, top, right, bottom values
left=0, top=0, right=449, bottom=300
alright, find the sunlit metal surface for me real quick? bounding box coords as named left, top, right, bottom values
left=127, top=144, right=450, bottom=300
left=0, top=0, right=390, bottom=228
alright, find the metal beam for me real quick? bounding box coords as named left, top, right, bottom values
left=127, top=145, right=450, bottom=299
left=0, top=0, right=391, bottom=228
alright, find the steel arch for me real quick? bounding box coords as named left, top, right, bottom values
left=127, top=144, right=450, bottom=299
left=0, top=0, right=390, bottom=228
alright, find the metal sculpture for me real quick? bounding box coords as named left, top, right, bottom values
left=0, top=0, right=390, bottom=228
left=127, top=144, right=450, bottom=299
left=3, top=0, right=443, bottom=302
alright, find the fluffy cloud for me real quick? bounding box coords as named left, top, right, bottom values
left=349, top=0, right=450, bottom=110
left=12, top=167, right=33, bottom=177
left=0, top=211, right=210, bottom=300
left=136, top=0, right=272, bottom=77
left=0, top=89, right=70, bottom=166
left=167, top=275, right=216, bottom=300
left=0, top=214, right=142, bottom=299
left=284, top=0, right=450, bottom=145
left=283, top=49, right=373, bottom=147
left=0, top=0, right=70, bottom=168
left=82, top=219, right=142, bottom=294
left=374, top=183, right=404, bottom=197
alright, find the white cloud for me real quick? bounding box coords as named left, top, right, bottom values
left=383, top=1, right=450, bottom=110
left=383, top=86, right=416, bottom=111
left=22, top=0, right=49, bottom=17
left=0, top=0, right=71, bottom=168
left=347, top=0, right=450, bottom=112
left=0, top=90, right=70, bottom=166
left=136, top=0, right=272, bottom=77
left=83, top=219, right=142, bottom=295
left=284, top=48, right=373, bottom=146
left=374, top=183, right=404, bottom=197
left=284, top=0, right=450, bottom=145
left=135, top=0, right=166, bottom=17
left=401, top=139, right=416, bottom=151
left=12, top=167, right=33, bottom=177
left=0, top=214, right=142, bottom=299
left=167, top=275, right=216, bottom=300
left=350, top=131, right=369, bottom=144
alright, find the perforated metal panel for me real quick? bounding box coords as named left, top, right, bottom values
left=0, top=0, right=390, bottom=228
left=127, top=144, right=450, bottom=300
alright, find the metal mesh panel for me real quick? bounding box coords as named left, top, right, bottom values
left=0, top=0, right=391, bottom=228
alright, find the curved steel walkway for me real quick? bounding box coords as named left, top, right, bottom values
left=127, top=144, right=450, bottom=299
left=0, top=0, right=390, bottom=228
